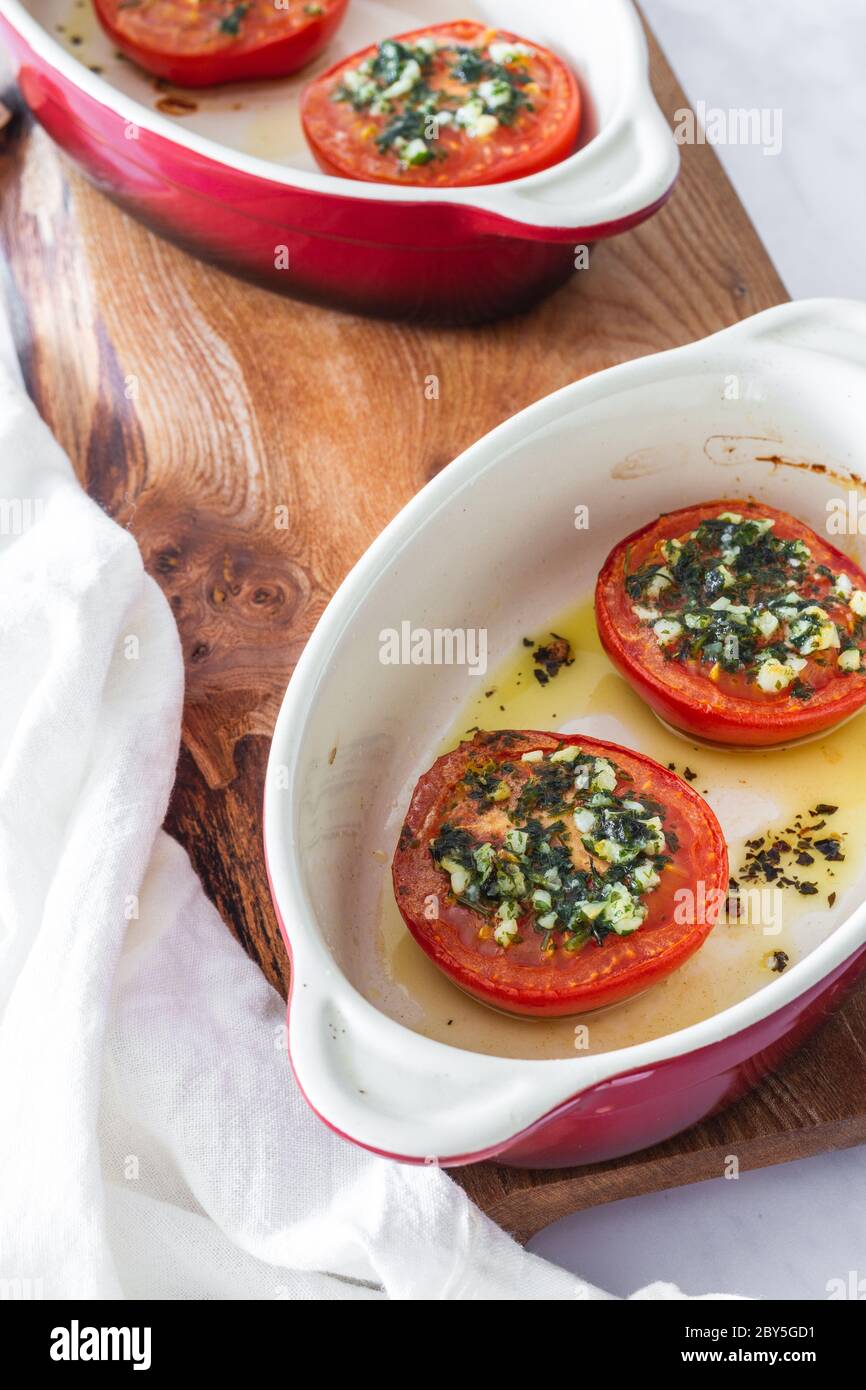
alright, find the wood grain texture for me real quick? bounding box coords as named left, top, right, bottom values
left=3, top=12, right=862, bottom=1242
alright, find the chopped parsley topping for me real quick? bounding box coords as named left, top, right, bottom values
left=331, top=32, right=538, bottom=171
left=625, top=510, right=866, bottom=694
left=430, top=743, right=673, bottom=953
left=218, top=3, right=249, bottom=36
left=532, top=633, right=573, bottom=686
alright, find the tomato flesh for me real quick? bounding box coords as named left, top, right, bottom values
left=595, top=499, right=866, bottom=747
left=392, top=730, right=728, bottom=1019
left=93, top=0, right=349, bottom=87
left=301, top=21, right=581, bottom=187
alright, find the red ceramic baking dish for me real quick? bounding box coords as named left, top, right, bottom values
left=263, top=300, right=866, bottom=1167
left=0, top=0, right=679, bottom=322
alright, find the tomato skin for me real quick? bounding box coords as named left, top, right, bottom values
left=392, top=730, right=728, bottom=1019
left=93, top=0, right=350, bottom=87
left=301, top=21, right=581, bottom=188
left=595, top=499, right=866, bottom=747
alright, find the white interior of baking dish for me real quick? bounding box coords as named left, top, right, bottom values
left=9, top=0, right=678, bottom=226
left=265, top=300, right=866, bottom=1160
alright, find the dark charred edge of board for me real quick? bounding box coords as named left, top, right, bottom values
left=0, top=95, right=37, bottom=398
left=165, top=736, right=290, bottom=1000
left=86, top=317, right=151, bottom=517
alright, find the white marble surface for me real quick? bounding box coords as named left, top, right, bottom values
left=529, top=1147, right=866, bottom=1301
left=639, top=0, right=866, bottom=301
left=530, top=0, right=866, bottom=1298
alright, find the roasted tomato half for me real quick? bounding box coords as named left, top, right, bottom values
left=392, top=730, right=727, bottom=1018
left=93, top=0, right=350, bottom=87
left=301, top=20, right=580, bottom=187
left=595, top=500, right=866, bottom=747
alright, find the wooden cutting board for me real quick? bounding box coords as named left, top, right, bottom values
left=2, top=11, right=865, bottom=1244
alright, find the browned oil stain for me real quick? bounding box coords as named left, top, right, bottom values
left=611, top=444, right=688, bottom=479
left=704, top=433, right=781, bottom=466
left=754, top=453, right=865, bottom=491
left=155, top=96, right=199, bottom=117
left=704, top=434, right=866, bottom=492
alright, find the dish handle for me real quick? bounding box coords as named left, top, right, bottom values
left=462, top=0, right=680, bottom=236
left=722, top=297, right=866, bottom=371
left=284, top=958, right=603, bottom=1163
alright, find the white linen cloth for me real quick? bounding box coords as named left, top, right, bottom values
left=0, top=303, right=737, bottom=1300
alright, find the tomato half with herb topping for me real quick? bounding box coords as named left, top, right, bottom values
left=301, top=21, right=580, bottom=187
left=93, top=0, right=349, bottom=87
left=596, top=500, right=866, bottom=747
left=392, top=730, right=727, bottom=1018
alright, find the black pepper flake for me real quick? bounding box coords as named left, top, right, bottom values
left=813, top=837, right=845, bottom=862
left=683, top=767, right=698, bottom=782
left=768, top=950, right=789, bottom=973
left=739, top=803, right=848, bottom=896
left=398, top=823, right=418, bottom=851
